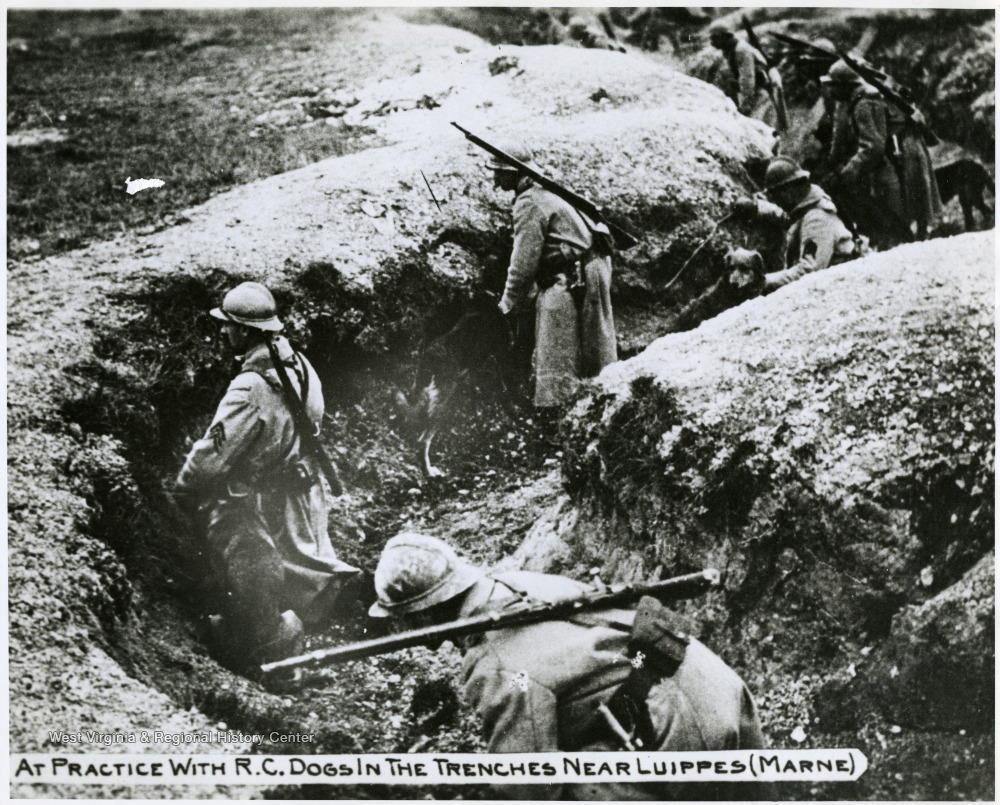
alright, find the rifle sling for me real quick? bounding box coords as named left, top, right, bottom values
left=265, top=339, right=342, bottom=494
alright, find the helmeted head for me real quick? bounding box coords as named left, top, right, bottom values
left=764, top=156, right=811, bottom=211
left=707, top=22, right=735, bottom=49
left=485, top=139, right=541, bottom=174
left=368, top=532, right=483, bottom=618
left=811, top=37, right=837, bottom=55
left=821, top=59, right=861, bottom=87
left=210, top=281, right=284, bottom=332
left=764, top=156, right=810, bottom=193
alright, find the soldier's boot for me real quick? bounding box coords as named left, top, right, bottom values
left=258, top=610, right=305, bottom=693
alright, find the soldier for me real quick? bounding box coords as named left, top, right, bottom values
left=708, top=23, right=786, bottom=133
left=489, top=142, right=617, bottom=408
left=368, top=533, right=767, bottom=800
left=732, top=156, right=857, bottom=294
left=821, top=59, right=942, bottom=247
left=176, top=281, right=359, bottom=671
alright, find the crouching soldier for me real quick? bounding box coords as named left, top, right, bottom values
left=732, top=155, right=857, bottom=295
left=368, top=533, right=768, bottom=800
left=176, top=281, right=359, bottom=672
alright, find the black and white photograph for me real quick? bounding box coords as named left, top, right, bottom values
left=5, top=3, right=995, bottom=800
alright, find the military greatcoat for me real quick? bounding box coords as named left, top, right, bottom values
left=498, top=177, right=617, bottom=407
left=831, top=83, right=942, bottom=246
left=724, top=38, right=783, bottom=130
left=752, top=184, right=857, bottom=293
left=456, top=571, right=765, bottom=800
left=177, top=336, right=357, bottom=659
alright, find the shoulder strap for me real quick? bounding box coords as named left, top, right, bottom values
left=238, top=366, right=281, bottom=392
left=264, top=339, right=344, bottom=495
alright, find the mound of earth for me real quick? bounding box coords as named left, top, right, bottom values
left=508, top=230, right=995, bottom=798
left=7, top=9, right=994, bottom=801
left=33, top=13, right=772, bottom=345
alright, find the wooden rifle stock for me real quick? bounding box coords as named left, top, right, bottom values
left=262, top=568, right=720, bottom=675
left=452, top=121, right=640, bottom=250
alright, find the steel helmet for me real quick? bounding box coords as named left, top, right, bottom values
left=764, top=156, right=810, bottom=192
left=368, top=532, right=483, bottom=617
left=210, top=281, right=283, bottom=332
left=707, top=22, right=735, bottom=45
left=485, top=139, right=540, bottom=173
left=821, top=59, right=861, bottom=86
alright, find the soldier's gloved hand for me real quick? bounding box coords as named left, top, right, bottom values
left=731, top=196, right=759, bottom=220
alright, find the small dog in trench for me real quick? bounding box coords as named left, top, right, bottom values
left=934, top=156, right=994, bottom=232
left=393, top=292, right=529, bottom=477
left=660, top=247, right=767, bottom=335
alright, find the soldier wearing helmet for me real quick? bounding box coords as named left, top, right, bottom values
left=486, top=139, right=617, bottom=408
left=707, top=22, right=785, bottom=133
left=176, top=281, right=359, bottom=673
left=369, top=533, right=767, bottom=800
left=821, top=59, right=942, bottom=247
left=731, top=156, right=856, bottom=294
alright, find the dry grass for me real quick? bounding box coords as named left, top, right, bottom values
left=7, top=8, right=372, bottom=257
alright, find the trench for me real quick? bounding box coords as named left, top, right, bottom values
left=56, top=222, right=692, bottom=797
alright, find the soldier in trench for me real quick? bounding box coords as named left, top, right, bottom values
left=175, top=281, right=360, bottom=673
left=367, top=532, right=768, bottom=801
left=821, top=59, right=943, bottom=248
left=707, top=23, right=786, bottom=134
left=730, top=155, right=858, bottom=295
left=487, top=141, right=618, bottom=409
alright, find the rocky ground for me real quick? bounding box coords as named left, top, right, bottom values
left=6, top=7, right=995, bottom=801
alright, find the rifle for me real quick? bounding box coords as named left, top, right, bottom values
left=771, top=31, right=837, bottom=66
left=741, top=16, right=788, bottom=133
left=452, top=122, right=640, bottom=251
left=264, top=339, right=345, bottom=496
left=261, top=568, right=720, bottom=675
left=660, top=212, right=736, bottom=293
left=836, top=50, right=939, bottom=146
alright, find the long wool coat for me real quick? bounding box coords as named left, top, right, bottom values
left=831, top=83, right=942, bottom=244
left=456, top=572, right=766, bottom=800
left=177, top=337, right=357, bottom=642
left=751, top=185, right=857, bottom=293
left=498, top=178, right=617, bottom=407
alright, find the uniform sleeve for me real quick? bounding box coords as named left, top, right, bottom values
left=175, top=375, right=264, bottom=492
left=498, top=197, right=545, bottom=315
left=763, top=209, right=834, bottom=293
left=464, top=654, right=563, bottom=799
left=796, top=208, right=837, bottom=271
left=735, top=45, right=757, bottom=114
left=751, top=198, right=787, bottom=226
left=843, top=98, right=888, bottom=180
left=828, top=102, right=852, bottom=167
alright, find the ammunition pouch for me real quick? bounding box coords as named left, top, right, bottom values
left=538, top=243, right=590, bottom=310
left=596, top=596, right=693, bottom=750
left=270, top=460, right=317, bottom=494
left=536, top=262, right=571, bottom=290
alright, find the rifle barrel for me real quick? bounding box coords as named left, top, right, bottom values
left=452, top=122, right=639, bottom=250
left=262, top=569, right=719, bottom=675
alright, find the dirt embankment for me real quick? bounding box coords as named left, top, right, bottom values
left=7, top=9, right=994, bottom=801
left=8, top=11, right=774, bottom=799
left=511, top=230, right=995, bottom=799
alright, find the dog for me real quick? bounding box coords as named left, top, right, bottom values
left=934, top=156, right=994, bottom=232
left=393, top=293, right=522, bottom=477
left=660, top=248, right=765, bottom=335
